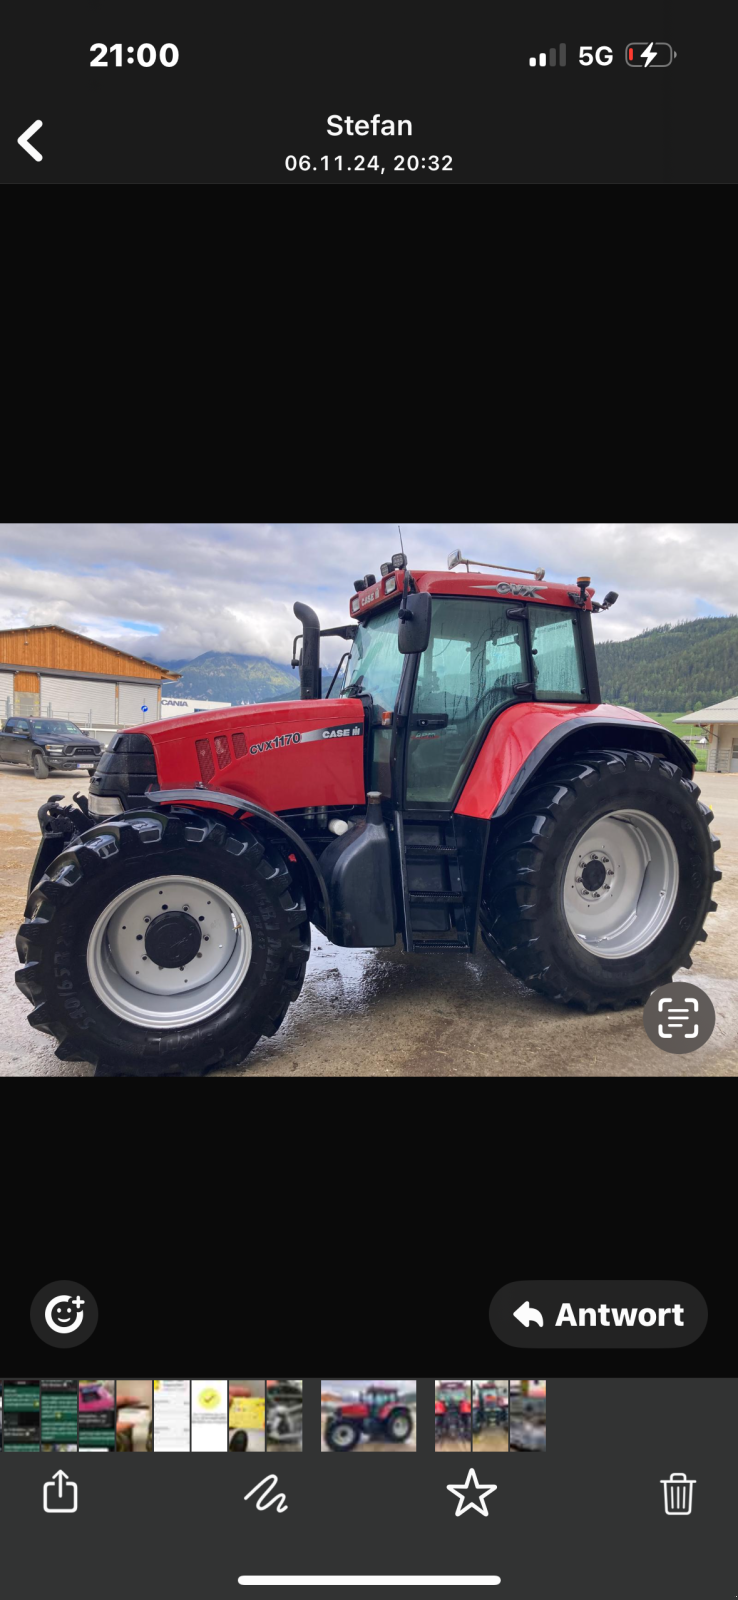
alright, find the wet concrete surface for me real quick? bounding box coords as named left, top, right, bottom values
left=472, top=1427, right=510, bottom=1452
left=2, top=765, right=737, bottom=1077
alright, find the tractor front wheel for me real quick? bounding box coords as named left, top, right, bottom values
left=481, top=749, right=721, bottom=1011
left=15, top=807, right=311, bottom=1074
left=325, top=1419, right=362, bottom=1452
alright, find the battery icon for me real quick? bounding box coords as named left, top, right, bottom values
left=626, top=41, right=676, bottom=66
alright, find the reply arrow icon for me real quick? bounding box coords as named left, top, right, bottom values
left=18, top=120, right=43, bottom=161
left=513, top=1300, right=544, bottom=1328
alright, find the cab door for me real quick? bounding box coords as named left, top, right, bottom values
left=404, top=597, right=529, bottom=807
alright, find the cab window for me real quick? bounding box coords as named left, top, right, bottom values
left=528, top=606, right=587, bottom=700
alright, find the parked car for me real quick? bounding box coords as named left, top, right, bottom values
left=0, top=716, right=102, bottom=779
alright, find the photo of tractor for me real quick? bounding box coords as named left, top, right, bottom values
left=435, top=1379, right=473, bottom=1451
left=322, top=1382, right=416, bottom=1453
left=472, top=1380, right=509, bottom=1451
left=15, top=546, right=721, bottom=1075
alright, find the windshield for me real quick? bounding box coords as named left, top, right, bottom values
left=30, top=720, right=84, bottom=736
left=339, top=605, right=402, bottom=710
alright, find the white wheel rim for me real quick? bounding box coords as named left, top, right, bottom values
left=332, top=1424, right=354, bottom=1446
left=87, top=873, right=252, bottom=1028
left=563, top=809, right=679, bottom=958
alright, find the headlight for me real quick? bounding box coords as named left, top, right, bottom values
left=45, top=744, right=64, bottom=751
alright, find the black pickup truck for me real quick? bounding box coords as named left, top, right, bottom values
left=0, top=716, right=102, bottom=779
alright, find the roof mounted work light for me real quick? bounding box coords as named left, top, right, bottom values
left=391, top=553, right=407, bottom=569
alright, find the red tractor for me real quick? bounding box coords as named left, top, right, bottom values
left=324, top=1386, right=413, bottom=1452
left=435, top=1382, right=472, bottom=1442
left=15, top=547, right=721, bottom=1074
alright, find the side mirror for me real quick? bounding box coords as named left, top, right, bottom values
left=397, top=591, right=432, bottom=654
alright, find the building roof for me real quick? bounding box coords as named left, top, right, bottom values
left=0, top=625, right=181, bottom=680
left=674, top=696, right=738, bottom=724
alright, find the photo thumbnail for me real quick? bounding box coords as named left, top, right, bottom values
left=266, top=1379, right=302, bottom=1451
left=322, top=1380, right=416, bottom=1452
left=510, top=1380, right=546, bottom=1452
left=435, top=1379, right=472, bottom=1451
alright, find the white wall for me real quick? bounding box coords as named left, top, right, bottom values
left=118, top=681, right=155, bottom=725
left=0, top=670, right=14, bottom=720
left=40, top=675, right=116, bottom=725
left=161, top=697, right=232, bottom=718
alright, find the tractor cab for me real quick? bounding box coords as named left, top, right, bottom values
left=360, top=1386, right=399, bottom=1413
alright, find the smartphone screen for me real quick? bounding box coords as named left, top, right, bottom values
left=153, top=1380, right=190, bottom=1452
left=78, top=1379, right=116, bottom=1451
left=191, top=1381, right=228, bottom=1452
left=40, top=1378, right=78, bottom=1451
left=2, top=1379, right=40, bottom=1451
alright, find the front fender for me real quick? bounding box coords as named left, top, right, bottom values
left=145, top=787, right=332, bottom=936
left=455, top=702, right=694, bottom=819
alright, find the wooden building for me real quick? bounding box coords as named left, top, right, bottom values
left=0, top=625, right=181, bottom=727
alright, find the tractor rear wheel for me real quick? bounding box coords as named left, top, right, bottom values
left=480, top=749, right=721, bottom=1011
left=325, top=1419, right=362, bottom=1452
left=384, top=1408, right=413, bottom=1443
left=15, top=808, right=311, bottom=1074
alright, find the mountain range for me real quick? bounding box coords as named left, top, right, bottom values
left=158, top=651, right=335, bottom=704
left=595, top=615, right=738, bottom=713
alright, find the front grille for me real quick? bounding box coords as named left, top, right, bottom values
left=214, top=734, right=231, bottom=769
left=195, top=738, right=215, bottom=784
left=66, top=744, right=100, bottom=757
left=232, top=731, right=247, bottom=759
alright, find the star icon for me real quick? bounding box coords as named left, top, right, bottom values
left=446, top=1467, right=498, bottom=1517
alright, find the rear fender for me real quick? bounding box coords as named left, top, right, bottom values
left=455, top=703, right=695, bottom=820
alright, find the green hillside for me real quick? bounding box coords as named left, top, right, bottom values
left=595, top=615, right=738, bottom=713
left=168, top=652, right=333, bottom=704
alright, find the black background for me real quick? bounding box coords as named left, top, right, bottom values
left=3, top=1144, right=731, bottom=1378
left=1, top=0, right=736, bottom=181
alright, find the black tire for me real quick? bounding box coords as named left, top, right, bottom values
left=384, top=1408, right=413, bottom=1443
left=325, top=1418, right=361, bottom=1452
left=32, top=751, right=49, bottom=779
left=480, top=749, right=721, bottom=1011
left=15, top=807, right=311, bottom=1075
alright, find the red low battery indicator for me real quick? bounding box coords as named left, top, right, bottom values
left=629, top=46, right=633, bottom=58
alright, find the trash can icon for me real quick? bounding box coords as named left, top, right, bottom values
left=660, top=1472, right=696, bottom=1515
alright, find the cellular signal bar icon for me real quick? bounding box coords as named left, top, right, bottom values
left=529, top=44, right=566, bottom=65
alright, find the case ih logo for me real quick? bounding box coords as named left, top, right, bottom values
left=249, top=724, right=362, bottom=756
left=359, top=587, right=380, bottom=606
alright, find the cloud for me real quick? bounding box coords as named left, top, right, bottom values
left=0, top=523, right=736, bottom=666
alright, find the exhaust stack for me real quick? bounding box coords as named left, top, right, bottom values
left=292, top=602, right=321, bottom=700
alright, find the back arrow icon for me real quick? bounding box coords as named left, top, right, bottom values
left=18, top=120, right=43, bottom=161
left=513, top=1300, right=544, bottom=1328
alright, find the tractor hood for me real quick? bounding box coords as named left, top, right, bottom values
left=131, top=699, right=367, bottom=814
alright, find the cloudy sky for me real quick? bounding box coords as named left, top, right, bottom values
left=1, top=523, right=735, bottom=668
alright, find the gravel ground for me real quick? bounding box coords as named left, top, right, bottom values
left=2, top=766, right=736, bottom=1077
